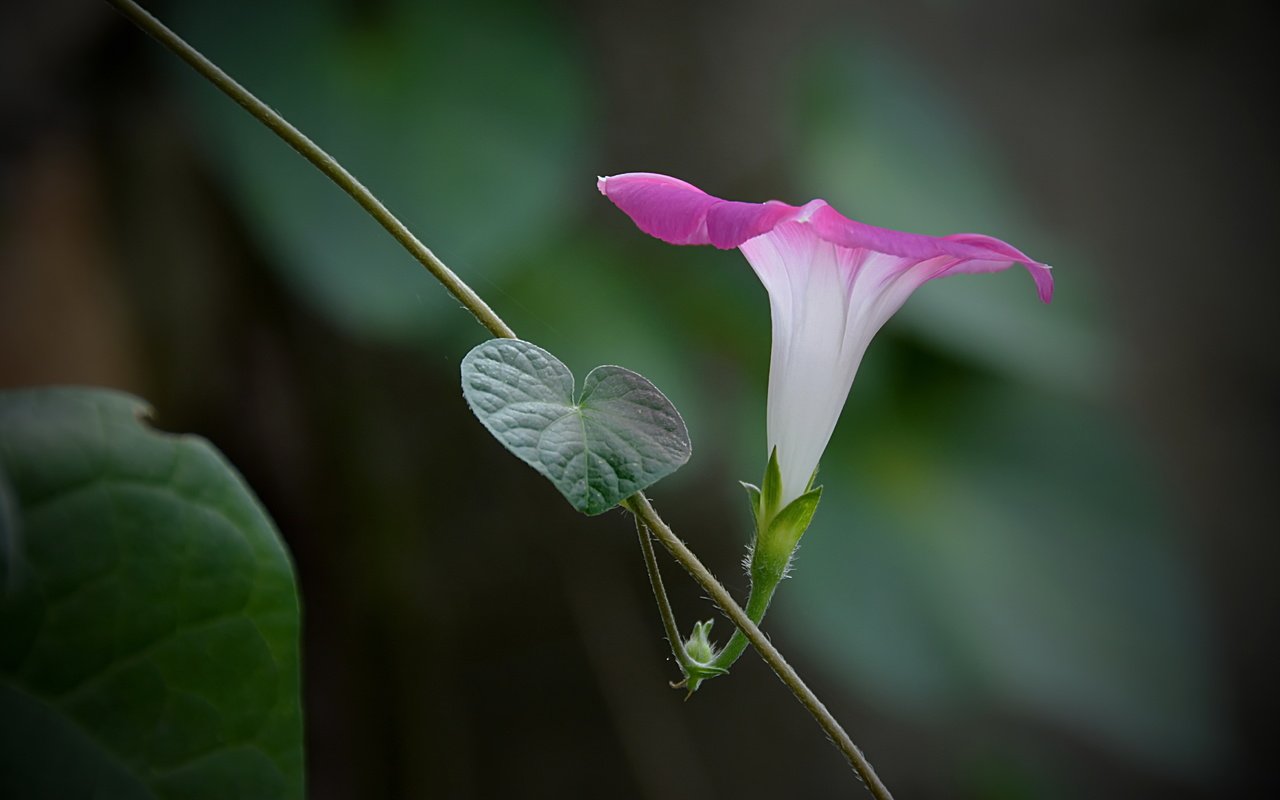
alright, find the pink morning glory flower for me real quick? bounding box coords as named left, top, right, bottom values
left=599, top=172, right=1053, bottom=508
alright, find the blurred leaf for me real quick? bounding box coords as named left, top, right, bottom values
left=461, top=339, right=691, bottom=515
left=0, top=388, right=302, bottom=800
left=170, top=0, right=592, bottom=342
left=792, top=41, right=1108, bottom=398
left=779, top=385, right=1225, bottom=774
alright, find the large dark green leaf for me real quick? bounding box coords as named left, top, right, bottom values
left=0, top=388, right=302, bottom=800
left=461, top=339, right=691, bottom=515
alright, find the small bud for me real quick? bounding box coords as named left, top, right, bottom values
left=683, top=619, right=717, bottom=665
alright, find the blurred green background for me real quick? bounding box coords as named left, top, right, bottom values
left=2, top=0, right=1276, bottom=797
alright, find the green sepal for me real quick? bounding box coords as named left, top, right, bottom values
left=685, top=662, right=729, bottom=678
left=768, top=486, right=822, bottom=552
left=805, top=463, right=820, bottom=494
left=753, top=485, right=823, bottom=584
left=760, top=447, right=783, bottom=522
left=742, top=448, right=824, bottom=584
left=684, top=661, right=729, bottom=681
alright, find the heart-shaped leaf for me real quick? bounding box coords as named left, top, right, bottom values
left=461, top=339, right=691, bottom=515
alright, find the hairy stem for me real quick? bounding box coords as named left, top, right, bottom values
left=631, top=510, right=695, bottom=675
left=105, top=2, right=892, bottom=795
left=709, top=574, right=779, bottom=672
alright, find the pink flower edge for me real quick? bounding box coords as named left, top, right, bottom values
left=598, top=172, right=1053, bottom=304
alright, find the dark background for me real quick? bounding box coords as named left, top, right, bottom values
left=2, top=0, right=1276, bottom=797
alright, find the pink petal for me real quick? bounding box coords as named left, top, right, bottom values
left=597, top=173, right=719, bottom=246
left=598, top=173, right=792, bottom=249
left=938, top=233, right=1055, bottom=304
left=598, top=172, right=1054, bottom=303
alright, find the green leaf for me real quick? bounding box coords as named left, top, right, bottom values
left=169, top=0, right=591, bottom=343
left=0, top=388, right=302, bottom=800
left=461, top=339, right=691, bottom=515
